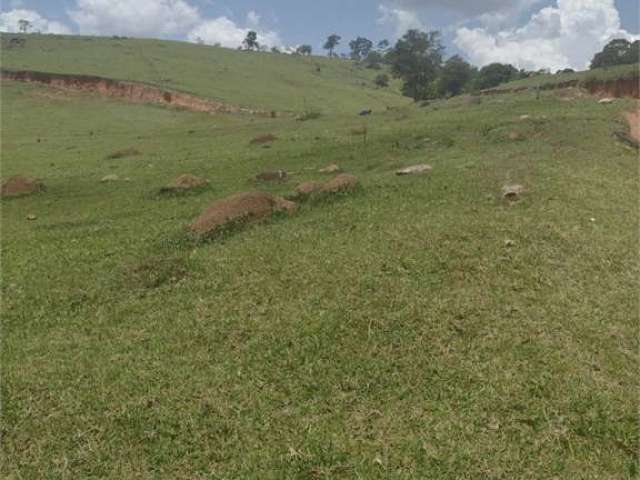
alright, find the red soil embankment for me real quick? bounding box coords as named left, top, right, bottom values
left=1, top=69, right=267, bottom=115
left=625, top=110, right=640, bottom=144
left=585, top=77, right=639, bottom=99
left=480, top=76, right=639, bottom=99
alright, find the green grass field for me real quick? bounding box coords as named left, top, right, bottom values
left=1, top=35, right=639, bottom=479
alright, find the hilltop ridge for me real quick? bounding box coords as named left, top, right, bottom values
left=1, top=33, right=408, bottom=113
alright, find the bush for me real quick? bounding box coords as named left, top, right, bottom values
left=296, top=110, right=322, bottom=121
left=374, top=74, right=390, bottom=88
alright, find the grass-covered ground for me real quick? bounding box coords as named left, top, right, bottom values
left=0, top=33, right=407, bottom=113
left=1, top=37, right=639, bottom=479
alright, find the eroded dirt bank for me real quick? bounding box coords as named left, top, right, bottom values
left=1, top=69, right=267, bottom=115
left=585, top=77, right=639, bottom=98
left=480, top=75, right=639, bottom=99
left=624, top=110, right=640, bottom=144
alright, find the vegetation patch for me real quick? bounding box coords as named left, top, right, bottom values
left=255, top=170, right=288, bottom=182
left=126, top=255, right=190, bottom=289
left=105, top=147, right=141, bottom=159
left=296, top=110, right=322, bottom=121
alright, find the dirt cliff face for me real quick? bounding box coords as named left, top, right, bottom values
left=585, top=77, right=639, bottom=99
left=479, top=75, right=639, bottom=99
left=1, top=69, right=266, bottom=115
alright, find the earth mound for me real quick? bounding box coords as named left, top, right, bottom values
left=250, top=134, right=278, bottom=145
left=1, top=176, right=45, bottom=198
left=189, top=191, right=297, bottom=236
left=295, top=181, right=323, bottom=196
left=170, top=174, right=209, bottom=190
left=321, top=174, right=360, bottom=194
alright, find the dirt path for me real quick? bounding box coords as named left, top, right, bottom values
left=1, top=68, right=269, bottom=116
left=624, top=110, right=640, bottom=143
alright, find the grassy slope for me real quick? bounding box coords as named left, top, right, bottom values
left=0, top=33, right=407, bottom=113
left=494, top=63, right=639, bottom=91
left=1, top=40, right=639, bottom=479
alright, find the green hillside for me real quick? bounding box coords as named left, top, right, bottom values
left=1, top=33, right=408, bottom=113
left=1, top=33, right=638, bottom=479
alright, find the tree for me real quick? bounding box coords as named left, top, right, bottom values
left=374, top=73, right=390, bottom=88
left=18, top=19, right=31, bottom=33
left=590, top=38, right=640, bottom=69
left=349, top=37, right=373, bottom=61
left=364, top=50, right=383, bottom=69
left=437, top=55, right=475, bottom=97
left=377, top=39, right=390, bottom=51
left=474, top=63, right=519, bottom=90
left=243, top=31, right=259, bottom=51
left=271, top=46, right=281, bottom=53
left=323, top=34, right=341, bottom=57
left=296, top=44, right=312, bottom=56
left=386, top=29, right=444, bottom=101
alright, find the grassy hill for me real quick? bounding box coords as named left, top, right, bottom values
left=1, top=34, right=638, bottom=479
left=0, top=33, right=408, bottom=113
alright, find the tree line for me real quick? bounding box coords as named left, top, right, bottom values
left=240, top=28, right=639, bottom=102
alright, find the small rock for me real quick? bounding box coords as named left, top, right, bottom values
left=519, top=115, right=530, bottom=120
left=488, top=419, right=501, bottom=431
left=26, top=214, right=37, bottom=221
left=502, top=184, right=526, bottom=201
left=504, top=239, right=515, bottom=247
left=590, top=217, right=596, bottom=223
left=396, top=164, right=433, bottom=176
left=318, top=163, right=341, bottom=174
left=598, top=98, right=615, bottom=104
left=101, top=174, right=119, bottom=182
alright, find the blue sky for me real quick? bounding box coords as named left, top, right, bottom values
left=1, top=1, right=639, bottom=70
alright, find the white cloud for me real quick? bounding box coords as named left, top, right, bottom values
left=388, top=0, right=541, bottom=20
left=246, top=10, right=261, bottom=29
left=187, top=11, right=281, bottom=48
left=0, top=9, right=72, bottom=34
left=64, top=0, right=282, bottom=49
left=377, top=5, right=425, bottom=38
left=454, top=0, right=639, bottom=71
left=68, top=0, right=201, bottom=37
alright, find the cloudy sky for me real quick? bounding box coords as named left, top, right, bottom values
left=1, top=0, right=638, bottom=70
